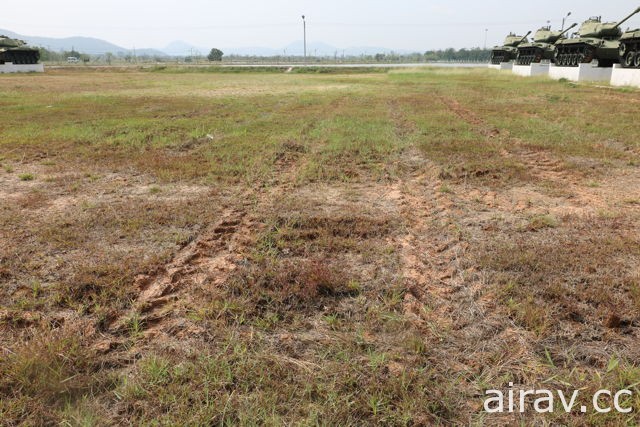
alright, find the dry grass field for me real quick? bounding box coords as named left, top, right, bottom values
left=1, top=66, right=640, bottom=425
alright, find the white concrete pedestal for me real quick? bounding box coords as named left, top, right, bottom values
left=488, top=62, right=514, bottom=71
left=548, top=63, right=612, bottom=82
left=0, top=63, right=45, bottom=73
left=512, top=63, right=550, bottom=77
left=610, top=64, right=640, bottom=87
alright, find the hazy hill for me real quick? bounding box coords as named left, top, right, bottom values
left=0, top=28, right=167, bottom=56
left=1, top=28, right=414, bottom=57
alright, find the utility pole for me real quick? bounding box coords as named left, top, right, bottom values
left=302, top=15, right=307, bottom=62
left=562, top=12, right=572, bottom=31
left=484, top=29, right=488, bottom=50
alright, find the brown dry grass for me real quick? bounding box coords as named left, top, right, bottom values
left=1, top=66, right=640, bottom=425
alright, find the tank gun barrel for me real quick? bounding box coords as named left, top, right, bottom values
left=614, top=6, right=640, bottom=29
left=559, top=23, right=578, bottom=38
left=520, top=31, right=532, bottom=43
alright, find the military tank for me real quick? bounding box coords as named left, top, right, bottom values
left=490, top=32, right=532, bottom=64
left=619, top=29, right=640, bottom=68
left=0, top=35, right=40, bottom=65
left=554, top=7, right=640, bottom=67
left=516, top=23, right=577, bottom=65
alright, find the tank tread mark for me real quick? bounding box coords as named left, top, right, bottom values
left=619, top=40, right=640, bottom=68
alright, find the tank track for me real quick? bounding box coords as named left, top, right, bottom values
left=553, top=44, right=596, bottom=67
left=516, top=47, right=544, bottom=65
left=619, top=39, right=640, bottom=68
left=0, top=50, right=40, bottom=65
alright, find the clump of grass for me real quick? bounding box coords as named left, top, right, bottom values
left=127, top=312, right=145, bottom=339
left=219, top=257, right=356, bottom=325
left=439, top=184, right=453, bottom=194
left=18, top=173, right=35, bottom=181
left=0, top=330, right=100, bottom=424
left=526, top=214, right=559, bottom=231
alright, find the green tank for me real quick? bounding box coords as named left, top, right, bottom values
left=0, top=35, right=40, bottom=65
left=516, top=23, right=577, bottom=65
left=554, top=7, right=640, bottom=67
left=619, top=28, right=640, bottom=68
left=490, top=32, right=531, bottom=64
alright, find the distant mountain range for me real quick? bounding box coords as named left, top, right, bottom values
left=0, top=28, right=413, bottom=57
left=0, top=28, right=166, bottom=56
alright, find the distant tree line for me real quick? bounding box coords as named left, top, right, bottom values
left=423, top=48, right=492, bottom=62
left=225, top=48, right=491, bottom=64
left=372, top=48, right=492, bottom=63
left=36, top=47, right=169, bottom=64
left=33, top=46, right=491, bottom=65
left=38, top=47, right=90, bottom=62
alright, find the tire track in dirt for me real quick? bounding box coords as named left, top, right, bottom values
left=105, top=207, right=251, bottom=345
left=100, top=138, right=309, bottom=353
left=386, top=101, right=475, bottom=333
left=384, top=162, right=524, bottom=380
left=504, top=144, right=574, bottom=184
left=439, top=96, right=501, bottom=139
left=385, top=103, right=542, bottom=385
left=386, top=172, right=460, bottom=328
left=435, top=94, right=620, bottom=219
left=438, top=94, right=574, bottom=184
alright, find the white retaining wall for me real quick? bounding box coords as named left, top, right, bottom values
left=512, top=63, right=550, bottom=77
left=548, top=63, right=612, bottom=82
left=0, top=63, right=45, bottom=73
left=488, top=62, right=514, bottom=71
left=610, top=64, right=640, bottom=87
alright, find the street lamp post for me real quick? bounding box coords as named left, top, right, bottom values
left=562, top=12, right=572, bottom=31
left=302, top=15, right=307, bottom=62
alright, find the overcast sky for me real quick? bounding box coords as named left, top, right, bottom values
left=3, top=0, right=640, bottom=50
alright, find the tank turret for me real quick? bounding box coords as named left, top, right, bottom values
left=516, top=24, right=577, bottom=65
left=554, top=6, right=640, bottom=67
left=535, top=23, right=578, bottom=44
left=0, top=35, right=40, bottom=65
left=490, top=31, right=531, bottom=64
left=579, top=7, right=640, bottom=38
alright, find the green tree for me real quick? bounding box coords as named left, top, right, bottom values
left=207, top=48, right=224, bottom=62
